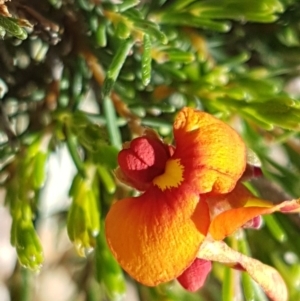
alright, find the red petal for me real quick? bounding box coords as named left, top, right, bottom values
left=177, top=258, right=212, bottom=292
left=118, top=136, right=170, bottom=190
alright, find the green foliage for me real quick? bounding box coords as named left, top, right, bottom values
left=5, top=138, right=47, bottom=270
left=95, top=225, right=126, bottom=300
left=0, top=15, right=31, bottom=39
left=67, top=167, right=101, bottom=256
left=1, top=0, right=300, bottom=300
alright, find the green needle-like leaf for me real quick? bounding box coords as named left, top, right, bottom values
left=103, top=38, right=134, bottom=98
left=141, top=34, right=152, bottom=86
left=0, top=15, right=28, bottom=40
left=222, top=267, right=235, bottom=301
left=97, top=165, right=116, bottom=194
left=32, top=151, right=48, bottom=189
left=264, top=215, right=287, bottom=243
left=242, top=273, right=255, bottom=301
left=95, top=227, right=126, bottom=301
left=117, top=0, right=140, bottom=12
left=103, top=96, right=122, bottom=150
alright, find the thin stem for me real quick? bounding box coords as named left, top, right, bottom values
left=21, top=268, right=31, bottom=301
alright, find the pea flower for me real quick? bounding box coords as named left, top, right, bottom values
left=105, top=107, right=300, bottom=301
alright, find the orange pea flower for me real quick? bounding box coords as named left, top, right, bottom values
left=105, top=107, right=300, bottom=301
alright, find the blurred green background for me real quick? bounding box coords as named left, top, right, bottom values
left=0, top=0, right=300, bottom=300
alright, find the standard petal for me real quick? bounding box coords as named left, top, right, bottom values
left=198, top=240, right=288, bottom=301
left=105, top=187, right=209, bottom=286
left=173, top=107, right=246, bottom=195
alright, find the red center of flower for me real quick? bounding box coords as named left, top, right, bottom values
left=118, top=136, right=171, bottom=189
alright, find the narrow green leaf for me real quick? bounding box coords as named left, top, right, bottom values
left=32, top=152, right=47, bottom=189
left=115, top=21, right=131, bottom=39
left=103, top=38, right=134, bottom=98
left=277, top=214, right=300, bottom=253
left=264, top=215, right=287, bottom=243
left=222, top=52, right=250, bottom=67
left=278, top=27, right=300, bottom=47
left=103, top=96, right=122, bottom=149
left=242, top=100, right=300, bottom=130
left=142, top=117, right=173, bottom=131
left=163, top=49, right=195, bottom=63
left=72, top=72, right=83, bottom=98
left=66, top=132, right=86, bottom=178
left=239, top=110, right=274, bottom=130
left=69, top=173, right=83, bottom=198
left=0, top=16, right=28, bottom=40
left=124, top=11, right=167, bottom=44
left=222, top=266, right=234, bottom=301
left=167, top=0, right=195, bottom=11
left=242, top=273, right=255, bottom=301
left=95, top=227, right=126, bottom=301
left=85, top=190, right=101, bottom=235
left=89, top=15, right=99, bottom=32
left=141, top=34, right=152, bottom=86
left=76, top=0, right=94, bottom=11
left=117, top=0, right=140, bottom=12
left=237, top=232, right=258, bottom=301
left=97, top=165, right=116, bottom=194
left=159, top=13, right=231, bottom=32
left=95, top=22, right=107, bottom=47
left=158, top=63, right=187, bottom=80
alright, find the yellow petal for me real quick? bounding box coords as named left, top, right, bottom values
left=173, top=107, right=246, bottom=195
left=198, top=240, right=288, bottom=301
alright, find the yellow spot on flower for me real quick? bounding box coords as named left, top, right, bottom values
left=153, top=159, right=184, bottom=191
left=244, top=198, right=273, bottom=208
